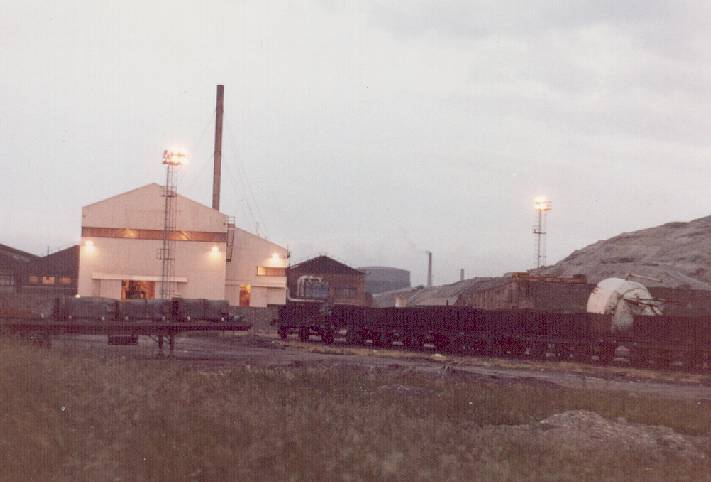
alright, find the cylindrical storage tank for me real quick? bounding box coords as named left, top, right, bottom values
left=586, top=278, right=661, bottom=331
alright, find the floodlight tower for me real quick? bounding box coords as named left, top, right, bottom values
left=159, top=149, right=187, bottom=299
left=533, top=196, right=552, bottom=268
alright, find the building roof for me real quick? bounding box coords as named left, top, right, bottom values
left=82, top=183, right=227, bottom=232
left=290, top=255, right=364, bottom=276
left=26, top=245, right=79, bottom=276
left=0, top=243, right=37, bottom=261
left=0, top=243, right=37, bottom=270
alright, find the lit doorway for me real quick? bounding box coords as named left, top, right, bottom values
left=121, top=280, right=156, bottom=300
left=239, top=284, right=251, bottom=307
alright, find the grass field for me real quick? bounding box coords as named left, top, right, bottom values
left=1, top=338, right=711, bottom=481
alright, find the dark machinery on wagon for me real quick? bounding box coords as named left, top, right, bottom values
left=1, top=296, right=251, bottom=356
left=276, top=278, right=711, bottom=370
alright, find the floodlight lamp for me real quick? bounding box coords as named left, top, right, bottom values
left=534, top=196, right=552, bottom=211
left=84, top=239, right=95, bottom=253
left=162, top=149, right=188, bottom=166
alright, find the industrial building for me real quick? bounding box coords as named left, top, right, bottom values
left=0, top=243, right=78, bottom=295
left=358, top=266, right=411, bottom=295
left=455, top=273, right=590, bottom=312
left=0, top=244, right=35, bottom=293
left=78, top=183, right=287, bottom=307
left=287, top=255, right=366, bottom=305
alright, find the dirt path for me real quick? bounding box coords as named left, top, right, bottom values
left=52, top=333, right=711, bottom=402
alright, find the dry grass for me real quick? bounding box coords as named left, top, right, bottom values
left=1, top=338, right=711, bottom=481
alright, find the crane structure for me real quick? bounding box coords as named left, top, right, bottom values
left=159, top=149, right=187, bottom=299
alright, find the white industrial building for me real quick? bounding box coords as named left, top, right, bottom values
left=78, top=183, right=287, bottom=307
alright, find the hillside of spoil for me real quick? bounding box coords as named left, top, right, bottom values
left=537, top=215, right=711, bottom=289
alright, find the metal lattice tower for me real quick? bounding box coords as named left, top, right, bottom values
left=532, top=197, right=552, bottom=269
left=159, top=149, right=186, bottom=299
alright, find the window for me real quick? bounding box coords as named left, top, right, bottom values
left=0, top=274, right=14, bottom=286
left=42, top=276, right=55, bottom=285
left=334, top=287, right=357, bottom=299
left=257, top=266, right=286, bottom=277
left=59, top=277, right=72, bottom=285
left=28, top=275, right=40, bottom=285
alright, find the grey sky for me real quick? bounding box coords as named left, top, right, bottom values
left=3, top=1, right=711, bottom=285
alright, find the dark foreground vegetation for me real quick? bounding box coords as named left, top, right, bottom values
left=1, top=339, right=711, bottom=481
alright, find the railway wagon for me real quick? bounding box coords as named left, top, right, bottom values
left=52, top=297, right=244, bottom=345
left=277, top=301, right=711, bottom=369
left=627, top=314, right=711, bottom=368
left=54, top=297, right=240, bottom=323
left=277, top=301, right=331, bottom=342
left=277, top=303, right=615, bottom=356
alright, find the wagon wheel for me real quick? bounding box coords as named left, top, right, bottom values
left=345, top=330, right=361, bottom=345
left=473, top=338, right=491, bottom=356
left=475, top=338, right=495, bottom=356
left=449, top=336, right=468, bottom=355
left=653, top=350, right=672, bottom=369
left=573, top=344, right=592, bottom=362
left=554, top=344, right=571, bottom=361
left=509, top=340, right=526, bottom=358
left=529, top=342, right=547, bottom=360
left=404, top=334, right=424, bottom=351
left=597, top=343, right=615, bottom=365
left=433, top=335, right=449, bottom=353
left=321, top=330, right=335, bottom=345
left=371, top=332, right=393, bottom=348
left=380, top=333, right=393, bottom=348
left=628, top=347, right=648, bottom=368
left=683, top=351, right=702, bottom=371
left=703, top=352, right=711, bottom=371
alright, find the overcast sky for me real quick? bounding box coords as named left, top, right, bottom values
left=3, top=1, right=711, bottom=285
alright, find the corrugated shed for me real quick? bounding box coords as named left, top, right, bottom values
left=373, top=277, right=505, bottom=307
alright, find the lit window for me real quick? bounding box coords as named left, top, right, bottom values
left=257, top=267, right=286, bottom=277
left=42, top=276, right=55, bottom=285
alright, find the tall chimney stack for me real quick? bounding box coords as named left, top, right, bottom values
left=426, top=251, right=432, bottom=287
left=212, top=84, right=224, bottom=211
